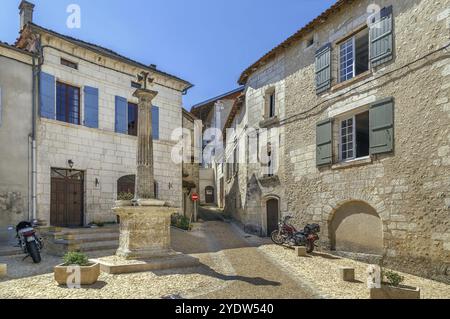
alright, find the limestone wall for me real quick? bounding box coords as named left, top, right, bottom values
left=36, top=41, right=184, bottom=225
left=0, top=49, right=33, bottom=238
left=271, top=0, right=450, bottom=280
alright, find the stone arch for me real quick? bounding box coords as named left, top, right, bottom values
left=328, top=200, right=384, bottom=255
left=117, top=175, right=135, bottom=197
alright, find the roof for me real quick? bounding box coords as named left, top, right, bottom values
left=19, top=23, right=193, bottom=91
left=190, top=87, right=244, bottom=120
left=182, top=108, right=199, bottom=122
left=238, top=0, right=348, bottom=85
left=0, top=41, right=33, bottom=56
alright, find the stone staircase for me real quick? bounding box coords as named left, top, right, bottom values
left=44, top=225, right=120, bottom=257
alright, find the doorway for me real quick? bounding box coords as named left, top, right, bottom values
left=50, top=168, right=84, bottom=227
left=205, top=186, right=215, bottom=204
left=266, top=198, right=279, bottom=236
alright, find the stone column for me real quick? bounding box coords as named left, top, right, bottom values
left=114, top=88, right=177, bottom=260
left=133, top=88, right=157, bottom=200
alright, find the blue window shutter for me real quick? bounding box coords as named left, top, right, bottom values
left=152, top=105, right=159, bottom=140
left=115, top=96, right=128, bottom=134
left=84, top=86, right=99, bottom=128
left=39, top=72, right=55, bottom=119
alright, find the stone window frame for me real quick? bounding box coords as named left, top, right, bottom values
left=263, top=87, right=277, bottom=120
left=331, top=25, right=373, bottom=91
left=55, top=80, right=81, bottom=125
left=333, top=104, right=371, bottom=165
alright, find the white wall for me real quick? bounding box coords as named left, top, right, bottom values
left=36, top=45, right=183, bottom=225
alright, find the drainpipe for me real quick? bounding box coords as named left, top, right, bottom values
left=31, top=55, right=38, bottom=222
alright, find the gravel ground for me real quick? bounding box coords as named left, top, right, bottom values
left=2, top=218, right=445, bottom=299
left=257, top=244, right=450, bottom=299
left=0, top=227, right=229, bottom=299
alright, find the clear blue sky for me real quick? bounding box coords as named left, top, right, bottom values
left=0, top=0, right=336, bottom=109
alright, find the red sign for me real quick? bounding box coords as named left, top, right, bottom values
left=191, top=193, right=200, bottom=202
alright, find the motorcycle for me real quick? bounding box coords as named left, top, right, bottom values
left=271, top=216, right=320, bottom=253
left=290, top=223, right=321, bottom=253
left=271, top=216, right=297, bottom=245
left=16, top=221, right=43, bottom=264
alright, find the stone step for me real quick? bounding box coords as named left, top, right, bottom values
left=0, top=246, right=25, bottom=257
left=54, top=225, right=119, bottom=236
left=54, top=232, right=120, bottom=243
left=79, top=240, right=119, bottom=252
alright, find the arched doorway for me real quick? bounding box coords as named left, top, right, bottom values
left=266, top=198, right=279, bottom=236
left=329, top=201, right=383, bottom=255
left=205, top=186, right=215, bottom=204
left=117, top=175, right=135, bottom=197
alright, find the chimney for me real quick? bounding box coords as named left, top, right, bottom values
left=19, top=1, right=35, bottom=31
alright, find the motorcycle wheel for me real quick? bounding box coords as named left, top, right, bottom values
left=26, top=241, right=42, bottom=264
left=306, top=240, right=315, bottom=253
left=271, top=230, right=284, bottom=245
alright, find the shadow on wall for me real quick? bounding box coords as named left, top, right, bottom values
left=329, top=200, right=383, bottom=255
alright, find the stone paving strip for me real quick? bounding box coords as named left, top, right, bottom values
left=257, top=244, right=450, bottom=299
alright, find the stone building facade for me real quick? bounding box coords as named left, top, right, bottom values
left=0, top=43, right=34, bottom=240
left=12, top=2, right=192, bottom=227
left=182, top=109, right=201, bottom=218
left=239, top=0, right=450, bottom=281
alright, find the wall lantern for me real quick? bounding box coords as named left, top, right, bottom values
left=95, top=178, right=100, bottom=187
left=68, top=159, right=74, bottom=169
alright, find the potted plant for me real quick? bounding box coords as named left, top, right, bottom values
left=54, top=252, right=100, bottom=286
left=370, top=270, right=420, bottom=299
left=115, top=192, right=134, bottom=207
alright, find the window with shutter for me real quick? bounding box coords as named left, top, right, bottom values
left=40, top=72, right=56, bottom=119
left=316, top=119, right=333, bottom=166
left=369, top=98, right=394, bottom=155
left=315, top=43, right=332, bottom=94
left=152, top=105, right=160, bottom=140
left=84, top=86, right=99, bottom=128
left=369, top=6, right=394, bottom=67
left=115, top=96, right=128, bottom=134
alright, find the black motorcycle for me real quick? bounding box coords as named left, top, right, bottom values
left=290, top=223, right=321, bottom=253
left=16, top=221, right=43, bottom=263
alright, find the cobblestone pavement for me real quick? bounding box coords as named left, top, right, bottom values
left=193, top=221, right=318, bottom=299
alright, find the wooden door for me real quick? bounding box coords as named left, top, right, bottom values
left=266, top=198, right=279, bottom=236
left=50, top=169, right=84, bottom=227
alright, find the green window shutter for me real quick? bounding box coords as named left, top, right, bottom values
left=369, top=5, right=394, bottom=67
left=369, top=98, right=394, bottom=155
left=315, top=43, right=331, bottom=94
left=316, top=119, right=333, bottom=166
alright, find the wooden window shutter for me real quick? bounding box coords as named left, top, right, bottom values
left=316, top=119, right=333, bottom=166
left=84, top=86, right=99, bottom=128
left=115, top=96, right=128, bottom=134
left=39, top=72, right=56, bottom=119
left=315, top=43, right=332, bottom=94
left=369, top=97, right=394, bottom=155
left=369, top=5, right=394, bottom=67
left=152, top=105, right=160, bottom=140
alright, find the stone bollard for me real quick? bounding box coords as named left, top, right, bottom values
left=295, top=246, right=307, bottom=257
left=0, top=264, right=7, bottom=277
left=339, top=267, right=355, bottom=282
